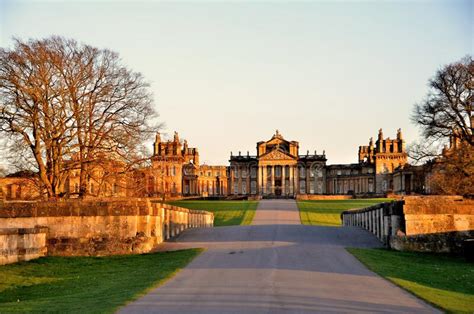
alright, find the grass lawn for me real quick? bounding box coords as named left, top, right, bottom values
left=348, top=248, right=474, bottom=314
left=168, top=200, right=258, bottom=226
left=0, top=249, right=201, bottom=313
left=298, top=199, right=389, bottom=226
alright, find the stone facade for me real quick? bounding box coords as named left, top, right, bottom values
left=0, top=128, right=408, bottom=200
left=147, top=132, right=228, bottom=198
left=0, top=177, right=40, bottom=200
left=229, top=129, right=407, bottom=197
left=229, top=130, right=326, bottom=197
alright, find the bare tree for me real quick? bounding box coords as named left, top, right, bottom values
left=412, top=56, right=473, bottom=147
left=0, top=36, right=159, bottom=198
left=411, top=56, right=473, bottom=195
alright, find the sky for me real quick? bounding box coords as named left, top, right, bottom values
left=0, top=0, right=472, bottom=166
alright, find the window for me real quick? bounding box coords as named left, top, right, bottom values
left=299, top=166, right=306, bottom=177
left=251, top=167, right=257, bottom=178
left=299, top=180, right=306, bottom=194
left=74, top=183, right=79, bottom=193
left=251, top=181, right=257, bottom=194
left=171, top=166, right=176, bottom=176
left=275, top=166, right=281, bottom=177
left=309, top=180, right=315, bottom=194
left=317, top=182, right=322, bottom=194
left=310, top=168, right=315, bottom=177
left=337, top=170, right=342, bottom=176
left=234, top=182, right=239, bottom=194
left=208, top=171, right=211, bottom=177
left=242, top=182, right=247, bottom=194
left=90, top=183, right=95, bottom=194
left=242, top=169, right=247, bottom=178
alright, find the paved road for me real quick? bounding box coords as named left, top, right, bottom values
left=120, top=200, right=438, bottom=313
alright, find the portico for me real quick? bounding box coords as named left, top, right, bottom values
left=229, top=130, right=327, bottom=198
left=258, top=157, right=298, bottom=197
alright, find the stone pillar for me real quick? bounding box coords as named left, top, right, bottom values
left=262, top=165, right=267, bottom=195
left=246, top=166, right=251, bottom=195
left=282, top=166, right=286, bottom=196
left=295, top=166, right=299, bottom=195
left=230, top=168, right=234, bottom=194
left=288, top=166, right=293, bottom=195
left=305, top=166, right=311, bottom=194
left=391, top=215, right=401, bottom=236
left=271, top=166, right=275, bottom=195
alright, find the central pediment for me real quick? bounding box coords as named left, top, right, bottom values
left=259, top=149, right=296, bottom=161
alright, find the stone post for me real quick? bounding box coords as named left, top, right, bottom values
left=262, top=165, right=268, bottom=195
left=282, top=166, right=286, bottom=196
left=271, top=166, right=275, bottom=195
left=289, top=166, right=293, bottom=195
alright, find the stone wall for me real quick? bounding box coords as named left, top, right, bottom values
left=0, top=199, right=213, bottom=258
left=0, top=226, right=48, bottom=265
left=390, top=231, right=474, bottom=254
left=297, top=194, right=353, bottom=201
left=403, top=196, right=473, bottom=235
left=341, top=196, right=474, bottom=254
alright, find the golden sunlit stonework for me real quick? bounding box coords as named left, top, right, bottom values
left=0, top=129, right=409, bottom=200
left=229, top=129, right=407, bottom=198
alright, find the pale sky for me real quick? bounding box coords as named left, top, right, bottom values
left=0, top=0, right=472, bottom=166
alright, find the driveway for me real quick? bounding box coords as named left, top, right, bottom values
left=119, top=199, right=438, bottom=313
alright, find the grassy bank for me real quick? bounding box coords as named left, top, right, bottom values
left=168, top=200, right=258, bottom=226
left=0, top=249, right=201, bottom=313
left=348, top=248, right=474, bottom=313
left=298, top=199, right=388, bottom=226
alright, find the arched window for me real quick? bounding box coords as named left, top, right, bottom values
left=299, top=166, right=306, bottom=177
left=251, top=181, right=257, bottom=194
left=299, top=180, right=306, bottom=194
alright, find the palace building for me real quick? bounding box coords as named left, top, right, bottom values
left=228, top=129, right=407, bottom=197
left=0, top=128, right=409, bottom=200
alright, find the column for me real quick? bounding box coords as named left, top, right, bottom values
left=289, top=166, right=293, bottom=195
left=263, top=165, right=267, bottom=195
left=282, top=166, right=286, bottom=196
left=246, top=166, right=250, bottom=195
left=295, top=165, right=299, bottom=195
left=238, top=167, right=242, bottom=194
left=271, top=166, right=275, bottom=195
left=230, top=168, right=234, bottom=194
left=306, top=165, right=310, bottom=194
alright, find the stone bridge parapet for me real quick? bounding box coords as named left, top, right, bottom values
left=341, top=196, right=474, bottom=253
left=0, top=199, right=213, bottom=264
